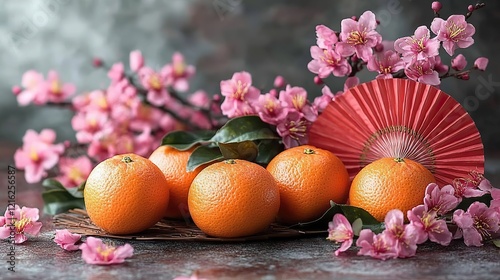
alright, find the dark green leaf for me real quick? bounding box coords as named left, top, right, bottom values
left=218, top=141, right=259, bottom=162
left=289, top=202, right=343, bottom=230
left=255, top=139, right=283, bottom=165
left=42, top=179, right=85, bottom=215
left=211, top=116, right=279, bottom=143
left=289, top=201, right=384, bottom=233
left=161, top=130, right=216, bottom=150
left=338, top=203, right=380, bottom=225
left=456, top=193, right=492, bottom=210
left=187, top=145, right=224, bottom=171
left=493, top=239, right=500, bottom=248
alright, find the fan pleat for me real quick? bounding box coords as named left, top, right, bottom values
left=309, top=78, right=484, bottom=186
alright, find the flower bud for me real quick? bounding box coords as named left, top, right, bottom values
left=273, top=75, right=286, bottom=88
left=351, top=16, right=357, bottom=21
left=269, top=89, right=278, bottom=97
left=431, top=1, right=442, bottom=13
left=314, top=76, right=323, bottom=85
left=374, top=43, right=384, bottom=53
left=458, top=72, right=470, bottom=80
left=11, top=85, right=22, bottom=95
left=451, top=54, right=467, bottom=71
left=92, top=58, right=103, bottom=67
left=474, top=57, right=488, bottom=71
left=467, top=5, right=474, bottom=12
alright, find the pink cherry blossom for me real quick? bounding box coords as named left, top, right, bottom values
left=404, top=57, right=440, bottom=86
left=453, top=202, right=499, bottom=247
left=489, top=187, right=500, bottom=211
left=367, top=50, right=404, bottom=79
left=56, top=156, right=93, bottom=188
left=80, top=237, right=133, bottom=265
left=72, top=111, right=109, bottom=144
left=424, top=183, right=460, bottom=216
left=188, top=90, right=211, bottom=109
left=431, top=15, right=475, bottom=56
left=138, top=67, right=171, bottom=106
left=474, top=57, right=488, bottom=71
left=451, top=54, right=467, bottom=71
left=327, top=214, right=354, bottom=256
left=276, top=112, right=310, bottom=149
left=315, top=24, right=338, bottom=49
left=129, top=50, right=144, bottom=72
left=308, top=46, right=352, bottom=78
left=14, top=129, right=65, bottom=183
left=337, top=11, right=382, bottom=62
left=313, top=86, right=335, bottom=112
left=451, top=175, right=487, bottom=199
left=255, top=92, right=287, bottom=125
left=278, top=85, right=317, bottom=122
left=356, top=229, right=399, bottom=260
left=129, top=103, right=163, bottom=133
left=273, top=75, right=286, bottom=88
left=45, top=71, right=76, bottom=103
left=162, top=52, right=195, bottom=92
left=394, top=26, right=440, bottom=63
left=344, top=76, right=360, bottom=91
left=54, top=229, right=81, bottom=251
left=107, top=63, right=125, bottom=82
left=383, top=209, right=419, bottom=258
left=0, top=205, right=42, bottom=244
left=220, top=71, right=260, bottom=118
left=407, top=205, right=452, bottom=246
left=433, top=56, right=449, bottom=75
left=16, top=70, right=46, bottom=106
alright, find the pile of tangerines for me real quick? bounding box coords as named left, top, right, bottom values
left=83, top=145, right=434, bottom=238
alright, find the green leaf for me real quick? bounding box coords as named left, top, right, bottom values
left=289, top=201, right=384, bottom=233
left=493, top=239, right=500, bottom=248
left=338, top=203, right=380, bottom=225
left=218, top=141, right=259, bottom=162
left=255, top=139, right=284, bottom=165
left=161, top=130, right=216, bottom=150
left=187, top=145, right=224, bottom=171
left=42, top=179, right=85, bottom=215
left=352, top=218, right=363, bottom=236
left=211, top=116, right=279, bottom=143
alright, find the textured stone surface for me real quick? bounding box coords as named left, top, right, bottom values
left=3, top=217, right=500, bottom=280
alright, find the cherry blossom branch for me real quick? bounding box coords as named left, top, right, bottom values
left=465, top=2, right=485, bottom=20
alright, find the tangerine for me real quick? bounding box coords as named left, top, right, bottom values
left=266, top=145, right=350, bottom=224
left=149, top=145, right=206, bottom=219
left=84, top=153, right=169, bottom=234
left=188, top=159, right=280, bottom=238
left=349, top=157, right=435, bottom=221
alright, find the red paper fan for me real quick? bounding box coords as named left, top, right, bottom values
left=308, top=78, right=484, bottom=186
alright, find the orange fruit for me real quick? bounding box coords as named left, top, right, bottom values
left=149, top=145, right=206, bottom=219
left=84, top=153, right=169, bottom=234
left=188, top=159, right=280, bottom=238
left=266, top=145, right=350, bottom=225
left=349, top=157, right=435, bottom=222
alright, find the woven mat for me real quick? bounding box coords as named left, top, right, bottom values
left=53, top=209, right=326, bottom=242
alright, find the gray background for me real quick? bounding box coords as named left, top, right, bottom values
left=1, top=0, right=499, bottom=158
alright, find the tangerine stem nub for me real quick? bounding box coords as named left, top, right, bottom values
left=224, top=159, right=237, bottom=164
left=394, top=157, right=405, bottom=163
left=304, top=148, right=316, bottom=155
left=122, top=156, right=134, bottom=163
